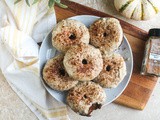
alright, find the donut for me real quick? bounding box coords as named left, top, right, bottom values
left=94, top=53, right=126, bottom=88
left=89, top=18, right=123, bottom=55
left=43, top=54, right=78, bottom=91
left=52, top=19, right=90, bottom=53
left=66, top=81, right=106, bottom=116
left=63, top=43, right=103, bottom=81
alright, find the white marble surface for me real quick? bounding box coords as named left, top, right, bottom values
left=0, top=0, right=160, bottom=120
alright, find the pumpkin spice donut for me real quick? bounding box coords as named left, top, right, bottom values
left=94, top=53, right=126, bottom=88
left=66, top=81, right=106, bottom=116
left=52, top=19, right=90, bottom=53
left=63, top=43, right=103, bottom=81
left=89, top=18, right=123, bottom=55
left=43, top=54, right=78, bottom=91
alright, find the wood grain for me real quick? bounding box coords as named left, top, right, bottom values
left=55, top=0, right=158, bottom=110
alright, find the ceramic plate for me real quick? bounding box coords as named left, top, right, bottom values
left=39, top=15, right=133, bottom=105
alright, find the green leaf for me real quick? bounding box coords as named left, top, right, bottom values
left=14, top=0, right=22, bottom=4
left=14, top=0, right=68, bottom=9
left=56, top=2, right=68, bottom=8
left=54, top=0, right=60, bottom=3
left=32, top=0, right=39, bottom=5
left=48, top=0, right=55, bottom=8
left=54, top=0, right=68, bottom=8
left=25, top=0, right=30, bottom=6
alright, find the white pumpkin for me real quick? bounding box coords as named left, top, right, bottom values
left=114, top=0, right=160, bottom=20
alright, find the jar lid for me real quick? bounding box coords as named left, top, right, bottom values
left=149, top=28, right=160, bottom=37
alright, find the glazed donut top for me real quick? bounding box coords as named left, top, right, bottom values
left=43, top=54, right=78, bottom=91
left=63, top=43, right=103, bottom=81
left=67, top=82, right=106, bottom=116
left=52, top=19, right=90, bottom=52
left=89, top=18, right=123, bottom=55
left=94, top=53, right=126, bottom=88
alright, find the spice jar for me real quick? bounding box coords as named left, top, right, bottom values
left=141, top=28, right=160, bottom=77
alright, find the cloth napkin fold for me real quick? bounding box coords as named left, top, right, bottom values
left=0, top=0, right=69, bottom=120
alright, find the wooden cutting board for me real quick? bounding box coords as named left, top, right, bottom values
left=55, top=0, right=158, bottom=110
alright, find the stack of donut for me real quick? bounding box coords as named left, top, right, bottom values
left=43, top=18, right=127, bottom=116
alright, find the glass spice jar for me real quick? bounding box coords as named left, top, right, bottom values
left=141, top=28, right=160, bottom=77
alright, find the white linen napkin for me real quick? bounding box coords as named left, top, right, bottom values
left=0, top=0, right=69, bottom=120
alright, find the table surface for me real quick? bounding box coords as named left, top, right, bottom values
left=0, top=0, right=160, bottom=120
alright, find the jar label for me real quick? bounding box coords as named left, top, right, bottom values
left=149, top=53, right=160, bottom=61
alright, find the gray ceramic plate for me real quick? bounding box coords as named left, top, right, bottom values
left=39, top=15, right=133, bottom=105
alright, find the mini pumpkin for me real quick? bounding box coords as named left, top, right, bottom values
left=114, top=0, right=160, bottom=20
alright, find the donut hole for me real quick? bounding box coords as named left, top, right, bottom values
left=82, top=59, right=88, bottom=64
left=106, top=65, right=111, bottom=71
left=84, top=94, right=87, bottom=99
left=103, top=32, right=108, bottom=37
left=69, top=33, right=76, bottom=40
left=59, top=69, right=66, bottom=76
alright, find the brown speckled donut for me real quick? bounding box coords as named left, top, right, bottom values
left=63, top=44, right=103, bottom=81
left=52, top=19, right=90, bottom=53
left=89, top=18, right=123, bottom=55
left=66, top=81, right=106, bottom=116
left=43, top=54, right=78, bottom=91
left=94, top=53, right=126, bottom=88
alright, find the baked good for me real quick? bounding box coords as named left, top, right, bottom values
left=43, top=54, right=78, bottom=91
left=89, top=18, right=123, bottom=55
left=63, top=43, right=103, bottom=81
left=52, top=19, right=90, bottom=53
left=66, top=81, right=106, bottom=116
left=94, top=53, right=126, bottom=88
